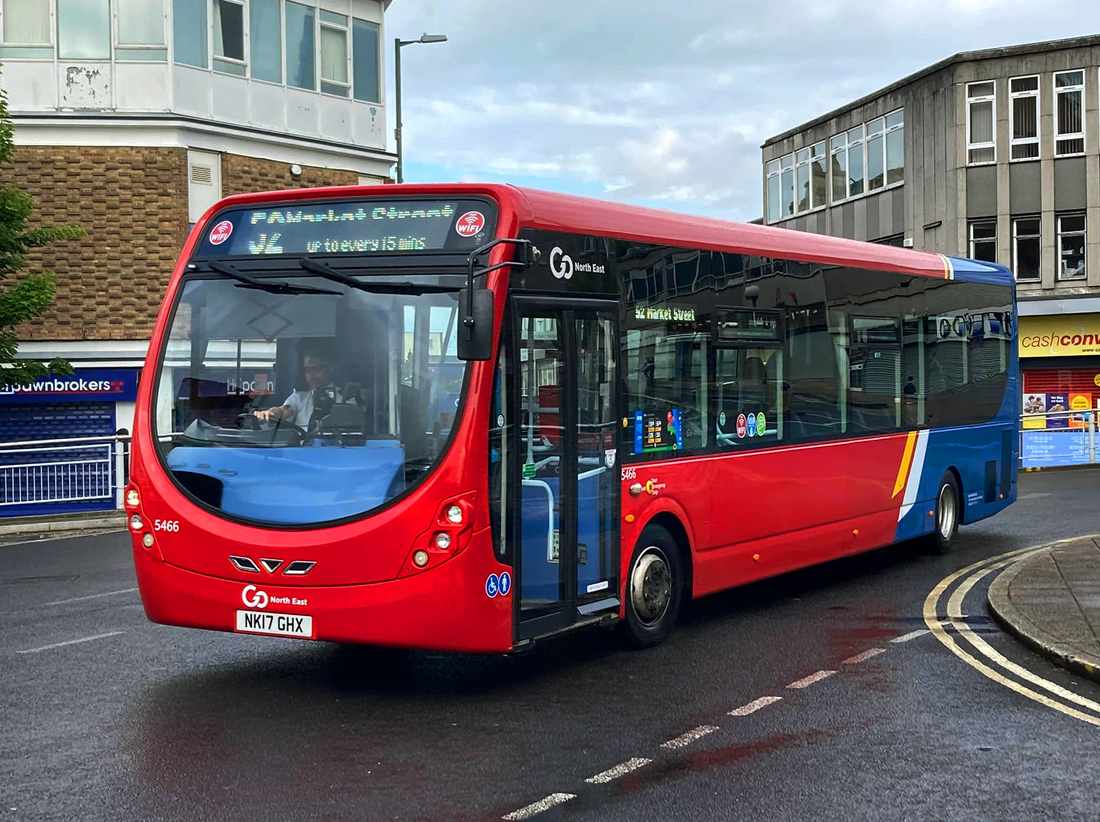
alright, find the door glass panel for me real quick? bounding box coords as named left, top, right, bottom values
left=575, top=316, right=616, bottom=598
left=519, top=314, right=564, bottom=610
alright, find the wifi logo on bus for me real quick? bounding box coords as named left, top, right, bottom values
left=209, top=220, right=234, bottom=245
left=455, top=211, right=485, bottom=237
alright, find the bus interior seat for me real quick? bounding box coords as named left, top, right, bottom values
left=398, top=384, right=428, bottom=460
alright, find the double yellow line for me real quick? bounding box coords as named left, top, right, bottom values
left=924, top=539, right=1100, bottom=727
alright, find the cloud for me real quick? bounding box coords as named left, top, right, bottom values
left=386, top=0, right=1095, bottom=220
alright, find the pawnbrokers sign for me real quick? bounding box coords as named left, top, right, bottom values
left=1019, top=315, right=1100, bottom=357
left=0, top=369, right=140, bottom=404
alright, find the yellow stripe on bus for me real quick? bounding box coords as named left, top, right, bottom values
left=938, top=254, right=953, bottom=279
left=893, top=431, right=918, bottom=498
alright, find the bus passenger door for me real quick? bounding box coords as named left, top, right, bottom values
left=510, top=301, right=620, bottom=641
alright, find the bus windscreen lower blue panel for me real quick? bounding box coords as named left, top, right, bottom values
left=167, top=443, right=405, bottom=523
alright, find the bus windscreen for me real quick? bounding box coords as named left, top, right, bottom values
left=194, top=198, right=497, bottom=257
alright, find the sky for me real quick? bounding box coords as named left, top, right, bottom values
left=383, top=0, right=1098, bottom=222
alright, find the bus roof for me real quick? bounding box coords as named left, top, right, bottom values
left=200, top=182, right=1012, bottom=286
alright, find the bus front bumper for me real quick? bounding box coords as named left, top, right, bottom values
left=132, top=532, right=515, bottom=653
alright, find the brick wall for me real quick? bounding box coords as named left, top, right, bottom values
left=11, top=147, right=380, bottom=342
left=12, top=145, right=189, bottom=341
left=222, top=154, right=363, bottom=195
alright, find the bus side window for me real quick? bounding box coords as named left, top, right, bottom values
left=714, top=348, right=783, bottom=446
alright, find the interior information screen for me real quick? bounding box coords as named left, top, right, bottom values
left=195, top=199, right=497, bottom=257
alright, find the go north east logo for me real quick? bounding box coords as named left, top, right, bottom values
left=549, top=246, right=606, bottom=280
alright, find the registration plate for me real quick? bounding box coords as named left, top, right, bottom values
left=235, top=610, right=313, bottom=638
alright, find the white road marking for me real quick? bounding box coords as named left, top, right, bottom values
left=503, top=793, right=576, bottom=820
left=842, top=647, right=886, bottom=665
left=585, top=758, right=652, bottom=784
left=728, top=696, right=782, bottom=716
left=890, top=629, right=930, bottom=643
left=661, top=725, right=719, bottom=749
left=46, top=587, right=138, bottom=606
left=786, top=670, right=836, bottom=689
left=17, top=631, right=124, bottom=655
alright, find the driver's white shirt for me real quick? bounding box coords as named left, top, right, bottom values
left=281, top=386, right=341, bottom=428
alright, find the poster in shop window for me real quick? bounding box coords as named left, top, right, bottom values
left=1046, top=393, right=1069, bottom=429
left=1022, top=392, right=1046, bottom=429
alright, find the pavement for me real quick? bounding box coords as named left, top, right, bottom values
left=0, top=510, right=125, bottom=544
left=988, top=535, right=1100, bottom=682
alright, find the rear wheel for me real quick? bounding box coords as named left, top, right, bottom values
left=623, top=524, right=683, bottom=648
left=929, top=472, right=960, bottom=554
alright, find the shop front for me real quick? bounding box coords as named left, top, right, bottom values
left=1019, top=313, right=1100, bottom=417
left=0, top=368, right=140, bottom=517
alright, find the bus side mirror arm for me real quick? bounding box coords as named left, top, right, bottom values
left=459, top=239, right=541, bottom=362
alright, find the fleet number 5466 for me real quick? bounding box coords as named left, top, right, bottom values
left=154, top=519, right=180, bottom=532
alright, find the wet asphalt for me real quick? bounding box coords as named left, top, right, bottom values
left=2, top=469, right=1100, bottom=822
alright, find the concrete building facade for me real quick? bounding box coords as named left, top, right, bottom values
left=761, top=34, right=1100, bottom=418
left=0, top=0, right=397, bottom=515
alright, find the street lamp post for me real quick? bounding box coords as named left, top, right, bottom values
left=394, top=33, right=448, bottom=184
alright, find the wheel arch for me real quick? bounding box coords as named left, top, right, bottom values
left=943, top=464, right=965, bottom=523
left=642, top=511, right=694, bottom=600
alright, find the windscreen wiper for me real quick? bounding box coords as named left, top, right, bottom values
left=207, top=260, right=339, bottom=296
left=298, top=257, right=458, bottom=295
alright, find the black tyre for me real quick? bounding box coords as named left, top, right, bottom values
left=928, top=472, right=961, bottom=554
left=623, top=524, right=683, bottom=648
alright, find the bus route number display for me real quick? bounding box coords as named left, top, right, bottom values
left=634, top=409, right=684, bottom=454
left=195, top=199, right=496, bottom=257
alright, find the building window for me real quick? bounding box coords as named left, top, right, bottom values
left=765, top=159, right=781, bottom=224
left=969, top=220, right=996, bottom=263
left=1054, top=70, right=1084, bottom=156
left=249, top=0, right=281, bottom=82
left=319, top=10, right=349, bottom=96
left=173, top=0, right=207, bottom=67
left=1012, top=217, right=1041, bottom=281
left=58, top=0, right=110, bottom=58
left=831, top=126, right=864, bottom=201
left=866, top=117, right=885, bottom=191
left=967, top=81, right=996, bottom=165
left=285, top=0, right=315, bottom=90
left=1, top=0, right=52, bottom=55
left=1057, top=213, right=1086, bottom=280
left=885, top=109, right=904, bottom=185
left=830, top=134, right=847, bottom=202
left=352, top=17, right=380, bottom=102
left=846, top=125, right=864, bottom=197
left=780, top=154, right=794, bottom=219
left=117, top=0, right=164, bottom=47
left=810, top=141, right=826, bottom=209
left=1009, top=75, right=1039, bottom=160
left=213, top=0, right=245, bottom=74
left=795, top=147, right=811, bottom=213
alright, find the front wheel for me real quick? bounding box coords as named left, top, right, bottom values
left=623, top=524, right=683, bottom=648
left=929, top=472, right=960, bottom=554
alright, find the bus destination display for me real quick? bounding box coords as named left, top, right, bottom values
left=196, top=199, right=496, bottom=257
left=716, top=308, right=782, bottom=343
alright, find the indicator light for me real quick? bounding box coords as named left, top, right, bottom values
left=435, top=532, right=451, bottom=550
left=126, top=488, right=140, bottom=507
left=446, top=505, right=463, bottom=524
left=413, top=550, right=429, bottom=567
left=142, top=533, right=155, bottom=549
left=129, top=514, right=143, bottom=531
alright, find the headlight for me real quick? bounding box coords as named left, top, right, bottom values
left=446, top=505, right=463, bottom=524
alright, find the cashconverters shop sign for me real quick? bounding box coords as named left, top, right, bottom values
left=0, top=369, right=140, bottom=404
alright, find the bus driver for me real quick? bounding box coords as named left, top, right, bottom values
left=254, top=350, right=343, bottom=429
